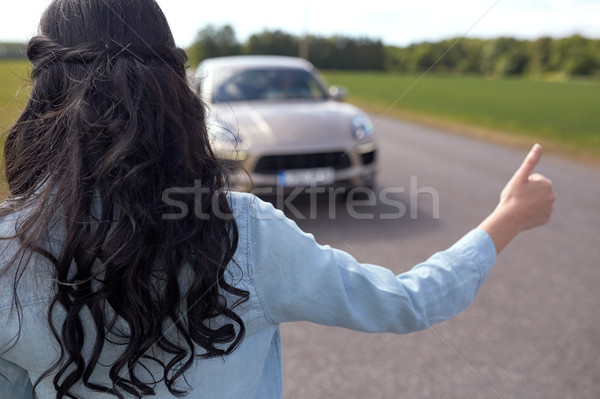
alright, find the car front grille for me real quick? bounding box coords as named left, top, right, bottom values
left=253, top=152, right=352, bottom=174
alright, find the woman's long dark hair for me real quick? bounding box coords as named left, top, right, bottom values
left=1, top=0, right=248, bottom=397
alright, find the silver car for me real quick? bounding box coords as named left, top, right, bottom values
left=193, top=55, right=377, bottom=195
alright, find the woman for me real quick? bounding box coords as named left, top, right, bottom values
left=0, top=0, right=555, bottom=398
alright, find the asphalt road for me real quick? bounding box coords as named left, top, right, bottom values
left=276, top=116, right=600, bottom=399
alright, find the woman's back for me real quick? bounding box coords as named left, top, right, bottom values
left=0, top=194, right=276, bottom=398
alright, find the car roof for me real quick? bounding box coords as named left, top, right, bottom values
left=197, top=55, right=315, bottom=71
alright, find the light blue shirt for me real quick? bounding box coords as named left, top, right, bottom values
left=0, top=192, right=496, bottom=398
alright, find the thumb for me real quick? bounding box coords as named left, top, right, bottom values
left=511, top=143, right=543, bottom=184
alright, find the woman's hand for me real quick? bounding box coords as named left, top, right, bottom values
left=478, top=144, right=556, bottom=254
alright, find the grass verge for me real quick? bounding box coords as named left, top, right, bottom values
left=321, top=71, right=600, bottom=166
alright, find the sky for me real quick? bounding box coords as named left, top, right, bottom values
left=1, top=0, right=599, bottom=49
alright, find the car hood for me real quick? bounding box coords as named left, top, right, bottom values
left=209, top=100, right=364, bottom=153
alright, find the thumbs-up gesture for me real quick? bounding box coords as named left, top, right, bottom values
left=479, top=144, right=556, bottom=253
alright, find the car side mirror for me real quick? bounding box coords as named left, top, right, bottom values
left=329, top=86, right=348, bottom=101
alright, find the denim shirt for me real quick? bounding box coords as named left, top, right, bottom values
left=0, top=192, right=496, bottom=398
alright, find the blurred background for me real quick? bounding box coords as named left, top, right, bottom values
left=0, top=1, right=599, bottom=399
left=1, top=0, right=599, bottom=164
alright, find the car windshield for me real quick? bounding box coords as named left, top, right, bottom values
left=212, top=67, right=328, bottom=103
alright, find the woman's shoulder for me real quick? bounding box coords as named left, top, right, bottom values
left=0, top=196, right=39, bottom=235
left=227, top=191, right=285, bottom=223
left=0, top=201, right=28, bottom=256
left=0, top=201, right=22, bottom=232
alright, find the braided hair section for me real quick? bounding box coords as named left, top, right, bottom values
left=27, top=34, right=188, bottom=72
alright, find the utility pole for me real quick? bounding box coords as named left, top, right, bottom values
left=299, top=0, right=309, bottom=59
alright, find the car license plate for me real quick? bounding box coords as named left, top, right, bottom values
left=278, top=168, right=335, bottom=187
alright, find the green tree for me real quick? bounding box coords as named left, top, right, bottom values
left=305, top=36, right=332, bottom=68
left=481, top=37, right=530, bottom=77
left=246, top=30, right=299, bottom=56
left=0, top=42, right=27, bottom=59
left=434, top=39, right=465, bottom=72
left=528, top=37, right=553, bottom=76
left=187, top=24, right=241, bottom=66
left=355, top=38, right=385, bottom=71
left=563, top=35, right=598, bottom=76
left=547, top=35, right=599, bottom=76
left=410, top=42, right=436, bottom=72
left=384, top=45, right=409, bottom=72
left=454, top=39, right=484, bottom=74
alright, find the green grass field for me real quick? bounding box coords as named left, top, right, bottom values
left=0, top=59, right=31, bottom=195
left=321, top=71, right=600, bottom=161
left=0, top=59, right=30, bottom=129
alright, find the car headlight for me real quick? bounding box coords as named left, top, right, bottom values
left=351, top=115, right=373, bottom=141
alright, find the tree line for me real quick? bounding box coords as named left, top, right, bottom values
left=185, top=25, right=385, bottom=71
left=187, top=25, right=600, bottom=78
left=385, top=35, right=600, bottom=77
left=3, top=25, right=599, bottom=77
left=0, top=42, right=27, bottom=59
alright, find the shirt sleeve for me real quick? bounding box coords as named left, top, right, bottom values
left=247, top=195, right=497, bottom=334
